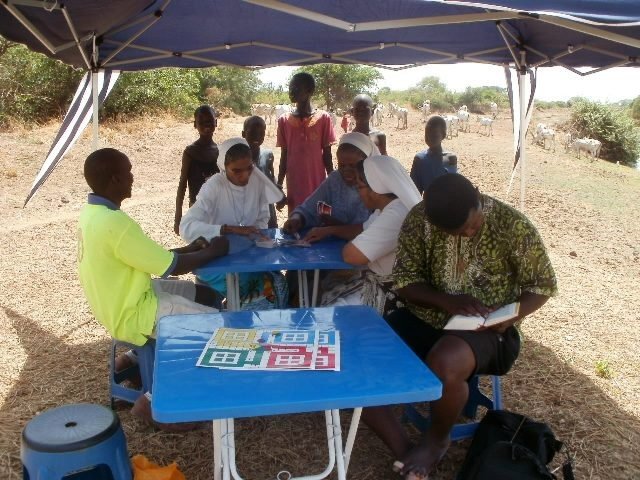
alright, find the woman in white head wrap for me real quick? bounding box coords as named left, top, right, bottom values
left=320, top=154, right=421, bottom=314
left=179, top=137, right=286, bottom=309
left=180, top=137, right=283, bottom=241
left=298, top=132, right=378, bottom=242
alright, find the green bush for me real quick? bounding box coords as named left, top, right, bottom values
left=456, top=86, right=508, bottom=114
left=630, top=96, right=640, bottom=121
left=0, top=39, right=82, bottom=126
left=570, top=100, right=640, bottom=166
left=536, top=100, right=569, bottom=110
left=103, top=68, right=200, bottom=120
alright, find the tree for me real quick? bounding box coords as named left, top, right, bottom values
left=417, top=76, right=448, bottom=96
left=413, top=76, right=457, bottom=111
left=293, top=64, right=381, bottom=110
left=197, top=67, right=261, bottom=114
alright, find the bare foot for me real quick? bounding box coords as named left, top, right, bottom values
left=398, top=432, right=450, bottom=479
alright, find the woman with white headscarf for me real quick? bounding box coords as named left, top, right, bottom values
left=293, top=132, right=378, bottom=242
left=180, top=137, right=287, bottom=309
left=320, top=154, right=422, bottom=314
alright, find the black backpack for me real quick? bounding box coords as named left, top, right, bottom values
left=457, top=410, right=574, bottom=480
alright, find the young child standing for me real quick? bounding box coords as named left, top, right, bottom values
left=276, top=72, right=336, bottom=214
left=174, top=105, right=219, bottom=234
left=410, top=115, right=458, bottom=195
left=242, top=115, right=278, bottom=228
left=350, top=94, right=387, bottom=155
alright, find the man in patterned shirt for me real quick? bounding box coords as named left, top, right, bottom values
left=362, top=174, right=557, bottom=480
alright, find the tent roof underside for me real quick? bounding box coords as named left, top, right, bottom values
left=1, top=0, right=640, bottom=72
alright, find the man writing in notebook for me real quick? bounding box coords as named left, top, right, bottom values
left=363, top=174, right=557, bottom=480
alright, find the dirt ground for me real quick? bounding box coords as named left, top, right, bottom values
left=1, top=107, right=639, bottom=479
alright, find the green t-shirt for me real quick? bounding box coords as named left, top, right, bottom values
left=393, top=195, right=557, bottom=329
left=78, top=199, right=175, bottom=345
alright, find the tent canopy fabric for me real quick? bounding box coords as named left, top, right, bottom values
left=2, top=1, right=640, bottom=73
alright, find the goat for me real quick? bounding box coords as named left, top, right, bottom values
left=489, top=102, right=498, bottom=119
left=250, top=103, right=274, bottom=124
left=444, top=114, right=459, bottom=139
left=532, top=123, right=556, bottom=152
left=477, top=116, right=494, bottom=136
left=457, top=109, right=470, bottom=133
left=395, top=107, right=408, bottom=129
left=571, top=138, right=602, bottom=159
left=421, top=100, right=431, bottom=123
left=373, top=104, right=384, bottom=126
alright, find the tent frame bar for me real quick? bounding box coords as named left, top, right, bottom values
left=1, top=0, right=57, bottom=53
left=60, top=3, right=91, bottom=69
left=101, top=0, right=173, bottom=67
left=243, top=0, right=521, bottom=32
left=496, top=22, right=522, bottom=68
left=538, top=14, right=640, bottom=50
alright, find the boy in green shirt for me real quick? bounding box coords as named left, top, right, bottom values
left=78, top=148, right=228, bottom=428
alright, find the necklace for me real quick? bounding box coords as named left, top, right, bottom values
left=225, top=178, right=246, bottom=227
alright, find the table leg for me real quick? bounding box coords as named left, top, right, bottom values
left=287, top=410, right=336, bottom=480
left=331, top=409, right=347, bottom=480
left=213, top=410, right=354, bottom=480
left=311, top=269, right=320, bottom=307
left=221, top=418, right=231, bottom=480
left=212, top=420, right=223, bottom=480
left=343, top=408, right=362, bottom=474
left=226, top=418, right=246, bottom=480
left=225, top=273, right=237, bottom=311
left=297, top=270, right=308, bottom=308
left=302, top=271, right=309, bottom=308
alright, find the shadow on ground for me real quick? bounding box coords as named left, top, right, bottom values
left=1, top=307, right=638, bottom=479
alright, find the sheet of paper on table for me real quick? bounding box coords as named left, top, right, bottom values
left=197, top=327, right=340, bottom=371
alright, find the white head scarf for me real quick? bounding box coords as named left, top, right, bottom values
left=363, top=155, right=422, bottom=210
left=217, top=137, right=283, bottom=203
left=339, top=132, right=378, bottom=158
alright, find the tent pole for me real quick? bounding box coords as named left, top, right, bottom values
left=91, top=69, right=99, bottom=151
left=91, top=35, right=99, bottom=152
left=519, top=53, right=527, bottom=211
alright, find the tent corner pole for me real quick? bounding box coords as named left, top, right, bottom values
left=91, top=69, right=99, bottom=151
left=518, top=52, right=527, bottom=211
left=91, top=36, right=99, bottom=152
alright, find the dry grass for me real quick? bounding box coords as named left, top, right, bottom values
left=1, top=108, right=639, bottom=479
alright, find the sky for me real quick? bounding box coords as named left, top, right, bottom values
left=259, top=64, right=640, bottom=103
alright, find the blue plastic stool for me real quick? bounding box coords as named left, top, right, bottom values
left=21, top=403, right=132, bottom=480
left=404, top=375, right=502, bottom=441
left=109, top=339, right=155, bottom=408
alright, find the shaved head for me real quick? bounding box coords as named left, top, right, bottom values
left=352, top=94, right=374, bottom=108
left=243, top=115, right=266, bottom=130
left=426, top=115, right=446, bottom=132
left=83, top=148, right=128, bottom=194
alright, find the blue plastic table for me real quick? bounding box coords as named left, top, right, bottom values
left=195, top=229, right=354, bottom=309
left=152, top=306, right=442, bottom=480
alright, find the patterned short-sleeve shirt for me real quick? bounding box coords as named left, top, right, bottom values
left=393, top=195, right=557, bottom=328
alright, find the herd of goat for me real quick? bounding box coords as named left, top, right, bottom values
left=250, top=101, right=603, bottom=160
